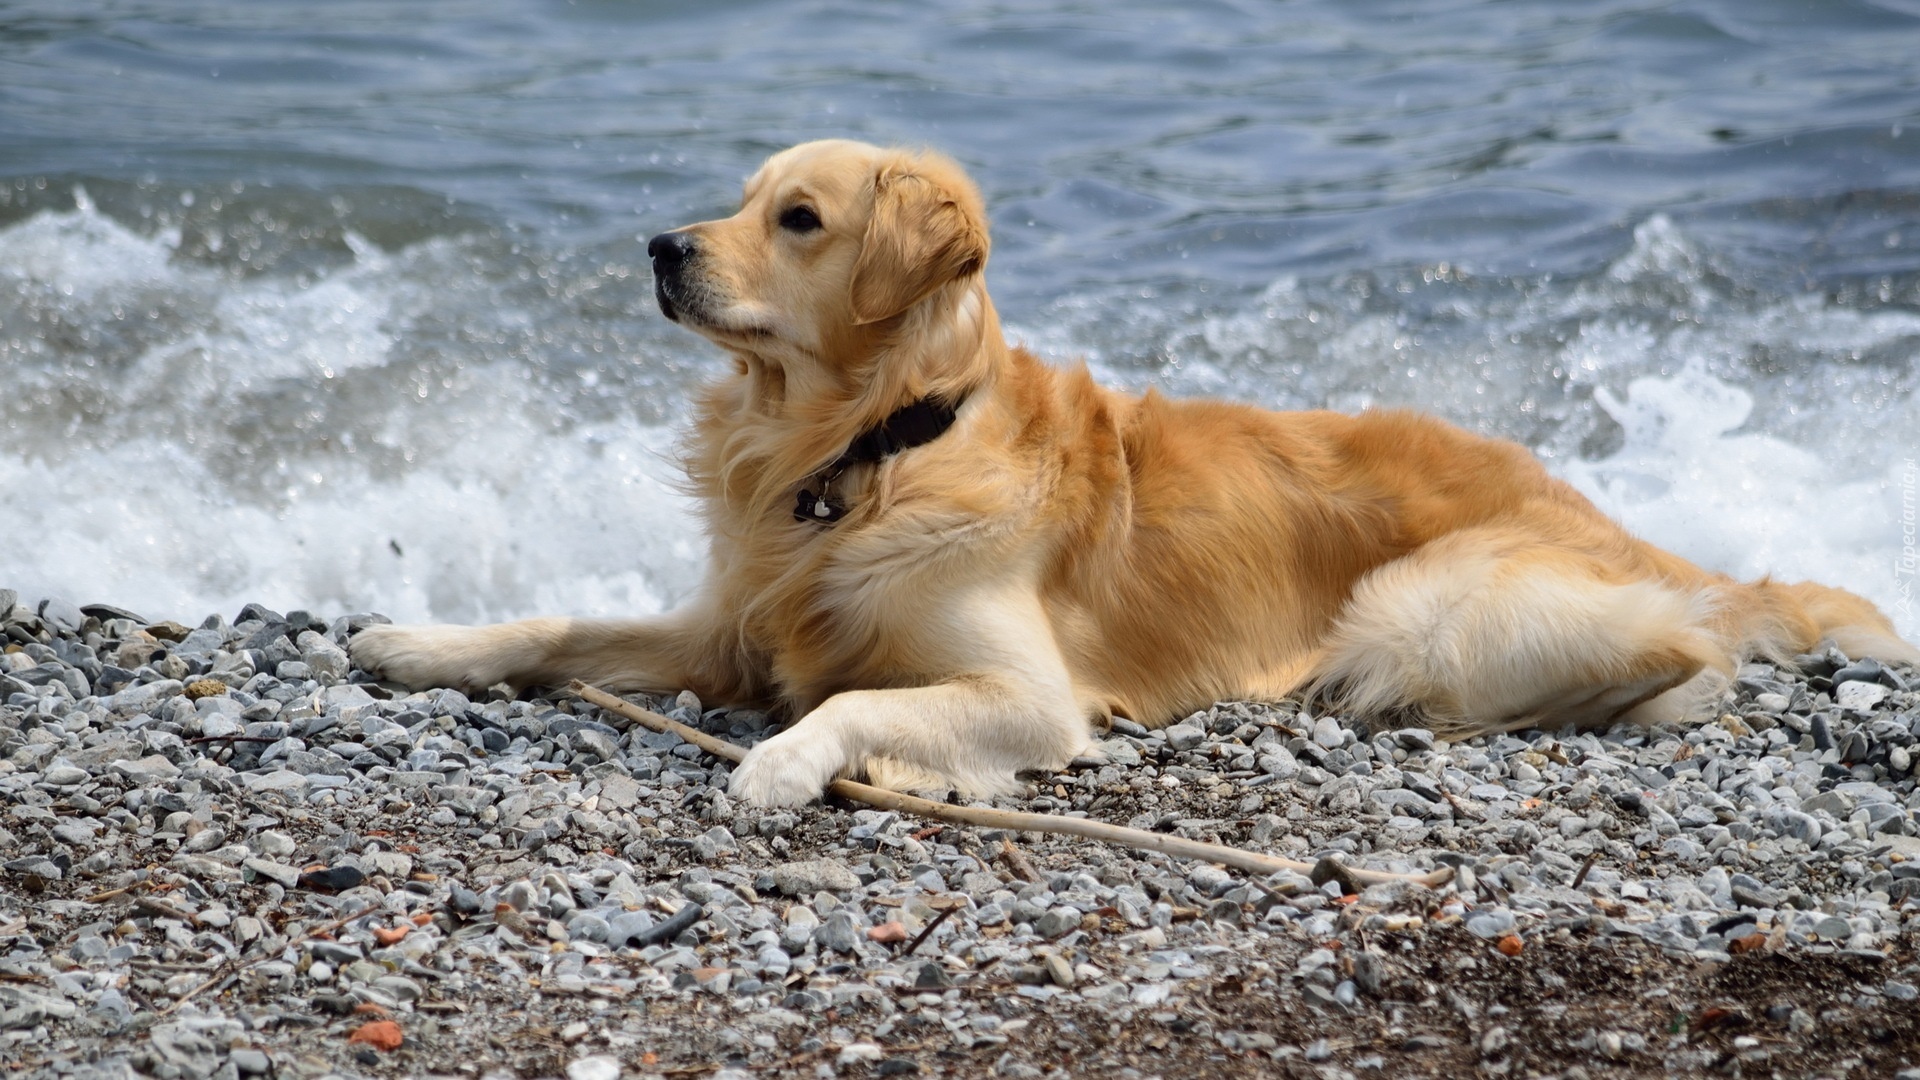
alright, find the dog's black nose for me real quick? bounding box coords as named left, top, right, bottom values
left=648, top=231, right=696, bottom=269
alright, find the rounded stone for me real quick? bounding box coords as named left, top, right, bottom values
left=42, top=764, right=88, bottom=787
left=567, top=1056, right=622, bottom=1080
left=771, top=859, right=861, bottom=896
left=1164, top=723, right=1206, bottom=752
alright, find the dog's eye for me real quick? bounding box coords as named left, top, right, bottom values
left=779, top=206, right=823, bottom=233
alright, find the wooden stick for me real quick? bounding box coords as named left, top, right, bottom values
left=905, top=906, right=958, bottom=956
left=997, top=838, right=1044, bottom=885
left=134, top=896, right=199, bottom=924
left=569, top=682, right=1452, bottom=889
left=85, top=881, right=151, bottom=904
left=1570, top=851, right=1602, bottom=889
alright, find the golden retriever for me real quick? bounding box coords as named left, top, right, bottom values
left=351, top=139, right=1919, bottom=807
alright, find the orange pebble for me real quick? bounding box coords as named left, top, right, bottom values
left=867, top=921, right=910, bottom=944
left=372, top=925, right=411, bottom=946
left=1496, top=934, right=1524, bottom=957
left=1695, top=1007, right=1736, bottom=1031
left=346, top=1019, right=402, bottom=1051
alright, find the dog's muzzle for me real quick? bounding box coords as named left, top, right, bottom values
left=648, top=230, right=697, bottom=322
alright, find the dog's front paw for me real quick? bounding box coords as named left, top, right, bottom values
left=727, top=728, right=848, bottom=808
left=349, top=624, right=511, bottom=691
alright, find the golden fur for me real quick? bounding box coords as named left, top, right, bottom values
left=351, top=139, right=1919, bottom=807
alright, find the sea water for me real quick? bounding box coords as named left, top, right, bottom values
left=2, top=1, right=1916, bottom=639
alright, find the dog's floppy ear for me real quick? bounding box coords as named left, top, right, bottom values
left=848, top=162, right=988, bottom=326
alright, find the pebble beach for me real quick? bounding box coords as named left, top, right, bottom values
left=5, top=588, right=1920, bottom=1079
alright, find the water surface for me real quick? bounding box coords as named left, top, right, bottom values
left=2, top=0, right=1917, bottom=637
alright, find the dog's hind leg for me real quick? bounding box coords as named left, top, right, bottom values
left=1241, top=648, right=1327, bottom=705
left=1307, top=528, right=1728, bottom=738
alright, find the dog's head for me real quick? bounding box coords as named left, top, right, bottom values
left=648, top=140, right=990, bottom=369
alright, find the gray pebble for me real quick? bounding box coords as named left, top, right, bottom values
left=1467, top=909, right=1516, bottom=939
left=1035, top=906, right=1083, bottom=939
left=1312, top=715, right=1345, bottom=748
left=815, top=911, right=861, bottom=954
left=771, top=859, right=861, bottom=895
left=41, top=764, right=88, bottom=787
left=1164, top=721, right=1206, bottom=752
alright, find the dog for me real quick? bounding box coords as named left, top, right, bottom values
left=350, top=139, right=1920, bottom=808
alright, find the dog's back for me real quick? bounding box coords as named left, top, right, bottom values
left=1029, top=365, right=1916, bottom=733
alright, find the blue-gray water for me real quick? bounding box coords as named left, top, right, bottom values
left=2, top=0, right=1917, bottom=637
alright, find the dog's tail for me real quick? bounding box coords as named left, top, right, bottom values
left=1304, top=558, right=1914, bottom=737
left=1719, top=578, right=1919, bottom=669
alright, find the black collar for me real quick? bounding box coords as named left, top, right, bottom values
left=795, top=396, right=963, bottom=524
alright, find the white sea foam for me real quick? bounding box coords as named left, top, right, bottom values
left=1, top=200, right=1914, bottom=648
left=0, top=414, right=703, bottom=626
left=1564, top=362, right=1916, bottom=641
left=2, top=187, right=181, bottom=293
left=0, top=201, right=704, bottom=626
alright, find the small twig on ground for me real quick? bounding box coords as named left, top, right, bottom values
left=905, top=906, right=958, bottom=956
left=85, top=881, right=151, bottom=904
left=1571, top=851, right=1602, bottom=889
left=998, top=838, right=1045, bottom=884
left=186, top=734, right=281, bottom=744
left=569, top=681, right=1453, bottom=890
